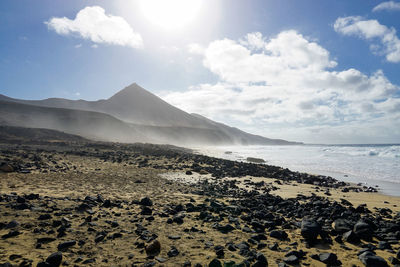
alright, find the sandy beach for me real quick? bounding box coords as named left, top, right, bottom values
left=1, top=139, right=400, bottom=266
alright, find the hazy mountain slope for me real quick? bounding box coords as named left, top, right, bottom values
left=131, top=124, right=234, bottom=145
left=190, top=113, right=299, bottom=145
left=0, top=125, right=88, bottom=143
left=0, top=101, right=148, bottom=143
left=0, top=83, right=300, bottom=145
left=0, top=101, right=237, bottom=145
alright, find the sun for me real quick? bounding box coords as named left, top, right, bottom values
left=139, top=0, right=202, bottom=30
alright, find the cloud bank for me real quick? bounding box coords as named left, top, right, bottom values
left=162, top=31, right=400, bottom=143
left=45, top=6, right=143, bottom=48
left=334, top=16, right=400, bottom=63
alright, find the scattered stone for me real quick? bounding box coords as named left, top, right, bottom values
left=46, top=252, right=62, bottom=267
left=343, top=230, right=359, bottom=244
left=141, top=206, right=153, bottom=215
left=95, top=234, right=105, bottom=243
left=168, top=235, right=181, bottom=240
left=2, top=230, right=20, bottom=239
left=358, top=251, right=388, bottom=267
left=209, top=259, right=222, bottom=267
left=5, top=220, right=19, bottom=229
left=301, top=219, right=321, bottom=242
left=332, top=219, right=352, bottom=233
left=155, top=257, right=167, bottom=263
left=318, top=252, right=338, bottom=265
left=354, top=220, right=373, bottom=240
left=0, top=163, right=14, bottom=172
left=57, top=240, right=76, bottom=250
left=167, top=246, right=179, bottom=257
left=145, top=240, right=161, bottom=257
left=270, top=230, right=287, bottom=240
left=283, top=255, right=299, bottom=265
left=140, top=197, right=153, bottom=206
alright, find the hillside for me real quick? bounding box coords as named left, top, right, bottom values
left=0, top=83, right=301, bottom=145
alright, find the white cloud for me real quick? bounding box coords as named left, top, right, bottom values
left=161, top=31, right=400, bottom=143
left=334, top=16, right=400, bottom=63
left=373, top=1, right=400, bottom=12
left=45, top=6, right=143, bottom=49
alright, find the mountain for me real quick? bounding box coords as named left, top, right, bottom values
left=0, top=83, right=301, bottom=145
left=0, top=83, right=211, bottom=128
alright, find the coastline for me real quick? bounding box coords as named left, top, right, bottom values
left=194, top=144, right=400, bottom=197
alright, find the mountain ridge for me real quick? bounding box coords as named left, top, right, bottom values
left=0, top=83, right=301, bottom=145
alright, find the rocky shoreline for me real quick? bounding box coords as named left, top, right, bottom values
left=1, top=139, right=399, bottom=266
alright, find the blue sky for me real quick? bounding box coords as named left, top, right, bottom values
left=1, top=0, right=400, bottom=143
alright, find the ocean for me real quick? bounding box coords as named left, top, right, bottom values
left=198, top=144, right=400, bottom=197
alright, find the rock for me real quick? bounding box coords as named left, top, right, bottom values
left=37, top=237, right=56, bottom=244
left=57, top=240, right=76, bottom=250
left=38, top=214, right=52, bottom=220
left=270, top=230, right=287, bottom=240
left=283, top=255, right=299, bottom=265
left=252, top=261, right=268, bottom=267
left=217, top=224, right=235, bottom=234
left=102, top=199, right=112, bottom=208
left=2, top=230, right=20, bottom=239
left=332, top=219, right=352, bottom=233
left=167, top=246, right=179, bottom=257
left=358, top=251, right=388, bottom=267
left=46, top=252, right=62, bottom=267
left=318, top=253, right=338, bottom=265
left=155, top=257, right=167, bottom=263
left=95, top=235, right=105, bottom=243
left=354, top=220, right=373, bottom=240
left=378, top=241, right=391, bottom=250
left=5, top=220, right=19, bottom=229
left=145, top=240, right=161, bottom=257
left=141, top=206, right=152, bottom=215
left=301, top=219, right=321, bottom=242
left=255, top=252, right=268, bottom=265
left=269, top=243, right=279, bottom=251
left=82, top=259, right=95, bottom=264
left=343, top=230, right=359, bottom=244
left=173, top=214, right=184, bottom=224
left=389, top=256, right=400, bottom=265
left=215, top=246, right=224, bottom=258
left=185, top=170, right=193, bottom=175
left=0, top=163, right=14, bottom=172
left=209, top=259, right=222, bottom=267
left=140, top=197, right=153, bottom=206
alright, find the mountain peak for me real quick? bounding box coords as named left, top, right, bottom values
left=109, top=83, right=145, bottom=98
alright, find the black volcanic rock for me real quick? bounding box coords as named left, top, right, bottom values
left=301, top=219, right=321, bottom=242
left=46, top=252, right=62, bottom=267
left=358, top=251, right=388, bottom=267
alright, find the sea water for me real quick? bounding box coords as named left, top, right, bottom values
left=198, top=144, right=400, bottom=196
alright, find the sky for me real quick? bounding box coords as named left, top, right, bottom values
left=1, top=0, right=400, bottom=144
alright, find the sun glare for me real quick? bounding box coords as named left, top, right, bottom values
left=139, top=0, right=202, bottom=30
